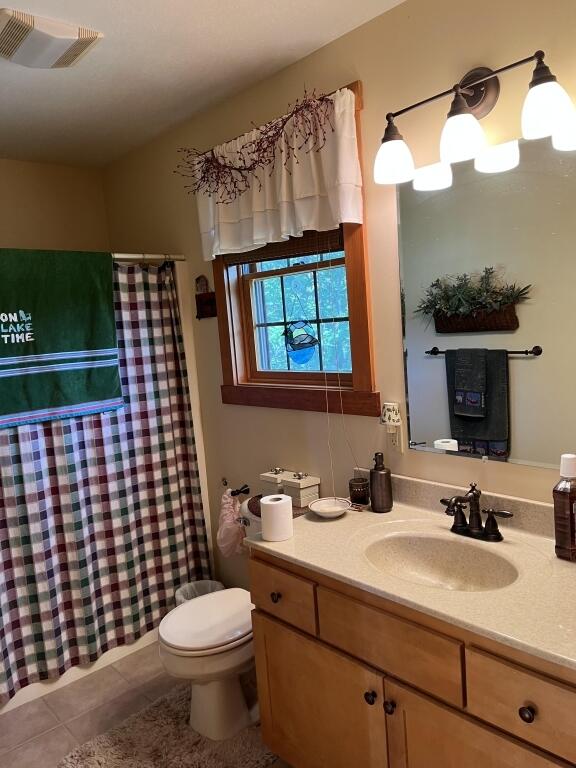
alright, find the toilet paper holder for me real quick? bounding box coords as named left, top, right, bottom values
left=238, top=494, right=263, bottom=529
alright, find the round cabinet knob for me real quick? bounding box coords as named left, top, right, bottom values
left=518, top=705, right=537, bottom=724
left=364, top=690, right=377, bottom=706
left=384, top=700, right=397, bottom=715
left=270, top=592, right=282, bottom=604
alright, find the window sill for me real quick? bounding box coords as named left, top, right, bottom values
left=221, top=383, right=381, bottom=416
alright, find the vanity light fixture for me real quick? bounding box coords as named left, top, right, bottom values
left=551, top=107, right=576, bottom=151
left=552, top=116, right=576, bottom=151
left=439, top=86, right=487, bottom=164
left=521, top=51, right=576, bottom=140
left=474, top=140, right=520, bottom=174
left=375, top=50, right=575, bottom=185
left=373, top=114, right=415, bottom=184
left=412, top=161, right=452, bottom=191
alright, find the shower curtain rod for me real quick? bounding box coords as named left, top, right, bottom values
left=113, top=253, right=186, bottom=262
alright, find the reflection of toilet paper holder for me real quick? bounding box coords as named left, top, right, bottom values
left=434, top=438, right=459, bottom=452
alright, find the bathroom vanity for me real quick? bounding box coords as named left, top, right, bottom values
left=248, top=503, right=576, bottom=767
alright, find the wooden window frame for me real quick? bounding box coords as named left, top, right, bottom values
left=212, top=81, right=380, bottom=416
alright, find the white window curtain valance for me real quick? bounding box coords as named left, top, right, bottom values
left=196, top=87, right=363, bottom=261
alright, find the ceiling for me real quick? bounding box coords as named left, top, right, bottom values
left=0, top=0, right=405, bottom=166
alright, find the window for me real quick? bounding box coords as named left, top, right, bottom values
left=243, top=252, right=351, bottom=375
left=212, top=82, right=380, bottom=416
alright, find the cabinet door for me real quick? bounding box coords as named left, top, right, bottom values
left=385, top=681, right=569, bottom=768
left=253, top=611, right=388, bottom=768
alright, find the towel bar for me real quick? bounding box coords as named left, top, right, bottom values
left=425, top=345, right=542, bottom=357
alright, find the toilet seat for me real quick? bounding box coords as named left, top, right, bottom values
left=159, top=587, right=253, bottom=654
left=160, top=631, right=253, bottom=657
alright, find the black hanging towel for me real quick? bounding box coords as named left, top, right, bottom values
left=453, top=348, right=487, bottom=418
left=445, top=349, right=510, bottom=459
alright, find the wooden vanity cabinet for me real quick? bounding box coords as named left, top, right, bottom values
left=253, top=612, right=388, bottom=768
left=250, top=553, right=574, bottom=768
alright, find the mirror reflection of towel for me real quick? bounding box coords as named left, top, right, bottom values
left=445, top=349, right=509, bottom=459
left=454, top=348, right=486, bottom=417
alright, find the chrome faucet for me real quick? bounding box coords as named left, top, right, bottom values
left=440, top=483, right=513, bottom=542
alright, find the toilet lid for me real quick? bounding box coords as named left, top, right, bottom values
left=159, top=588, right=253, bottom=652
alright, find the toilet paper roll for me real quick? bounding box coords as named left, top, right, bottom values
left=260, top=494, right=294, bottom=542
left=434, top=438, right=459, bottom=452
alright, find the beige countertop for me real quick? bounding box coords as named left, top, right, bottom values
left=247, top=503, right=576, bottom=671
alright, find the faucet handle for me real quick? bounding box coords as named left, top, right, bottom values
left=440, top=497, right=467, bottom=510
left=483, top=508, right=513, bottom=519
left=447, top=502, right=469, bottom=535
left=481, top=508, right=513, bottom=542
left=442, top=501, right=464, bottom=515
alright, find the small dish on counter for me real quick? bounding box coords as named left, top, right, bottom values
left=308, top=497, right=351, bottom=519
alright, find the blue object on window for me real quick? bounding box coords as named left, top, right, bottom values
left=284, top=321, right=319, bottom=365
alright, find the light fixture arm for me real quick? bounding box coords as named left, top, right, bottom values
left=389, top=51, right=544, bottom=120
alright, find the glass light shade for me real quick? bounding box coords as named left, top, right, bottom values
left=373, top=139, right=415, bottom=184
left=521, top=81, right=576, bottom=140
left=412, top=162, right=453, bottom=191
left=552, top=110, right=576, bottom=151
left=474, top=140, right=520, bottom=173
left=439, top=114, right=487, bottom=163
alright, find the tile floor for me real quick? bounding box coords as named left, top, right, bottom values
left=0, top=643, right=182, bottom=768
left=0, top=643, right=287, bottom=768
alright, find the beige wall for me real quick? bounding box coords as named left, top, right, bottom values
left=0, top=158, right=109, bottom=251
left=104, top=0, right=575, bottom=586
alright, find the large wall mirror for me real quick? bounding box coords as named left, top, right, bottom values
left=399, top=138, right=574, bottom=469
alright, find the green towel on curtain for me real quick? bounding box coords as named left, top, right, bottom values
left=0, top=249, right=123, bottom=428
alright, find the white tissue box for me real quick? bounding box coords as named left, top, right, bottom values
left=284, top=486, right=320, bottom=508
left=260, top=469, right=297, bottom=496
left=283, top=474, right=321, bottom=491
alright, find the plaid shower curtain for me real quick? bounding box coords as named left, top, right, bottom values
left=0, top=262, right=211, bottom=705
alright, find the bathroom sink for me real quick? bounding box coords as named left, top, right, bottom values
left=364, top=533, right=519, bottom=592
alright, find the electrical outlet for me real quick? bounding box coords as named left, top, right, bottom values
left=389, top=426, right=404, bottom=453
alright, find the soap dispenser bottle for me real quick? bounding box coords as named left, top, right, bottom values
left=553, top=453, right=576, bottom=562
left=370, top=452, right=393, bottom=513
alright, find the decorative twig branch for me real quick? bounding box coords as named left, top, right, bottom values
left=175, top=91, right=335, bottom=204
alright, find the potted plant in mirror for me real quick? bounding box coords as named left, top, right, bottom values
left=415, top=267, right=531, bottom=333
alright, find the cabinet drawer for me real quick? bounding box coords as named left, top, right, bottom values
left=249, top=559, right=317, bottom=635
left=467, top=648, right=576, bottom=764
left=317, top=587, right=464, bottom=707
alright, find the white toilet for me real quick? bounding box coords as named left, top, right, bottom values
left=159, top=587, right=256, bottom=741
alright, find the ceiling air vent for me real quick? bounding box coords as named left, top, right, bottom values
left=0, top=8, right=102, bottom=68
